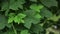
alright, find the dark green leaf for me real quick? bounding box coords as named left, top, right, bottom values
left=30, top=0, right=37, bottom=2
left=40, top=7, right=53, bottom=18
left=0, top=15, right=7, bottom=29
left=24, top=10, right=41, bottom=29
left=40, top=0, right=57, bottom=8
left=31, top=24, right=44, bottom=34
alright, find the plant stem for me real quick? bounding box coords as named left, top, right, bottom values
left=12, top=23, right=17, bottom=34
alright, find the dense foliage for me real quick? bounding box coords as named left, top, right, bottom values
left=0, top=0, right=60, bottom=34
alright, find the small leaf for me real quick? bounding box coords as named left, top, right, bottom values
left=20, top=30, right=30, bottom=34
left=14, top=13, right=26, bottom=24
left=8, top=17, right=14, bottom=23
left=21, top=20, right=25, bottom=23
left=34, top=14, right=41, bottom=19
left=14, top=16, right=21, bottom=24
left=8, top=13, right=15, bottom=23
left=30, top=4, right=44, bottom=12
left=17, top=13, right=26, bottom=18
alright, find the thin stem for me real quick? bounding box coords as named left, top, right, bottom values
left=12, top=23, right=17, bottom=34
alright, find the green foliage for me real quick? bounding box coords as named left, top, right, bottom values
left=40, top=7, right=53, bottom=18
left=30, top=0, right=37, bottom=2
left=40, top=0, right=58, bottom=8
left=30, top=4, right=44, bottom=12
left=14, top=13, right=26, bottom=24
left=23, top=10, right=42, bottom=29
left=0, top=15, right=7, bottom=29
left=0, top=0, right=60, bottom=34
left=20, top=30, right=30, bottom=34
left=8, top=13, right=26, bottom=24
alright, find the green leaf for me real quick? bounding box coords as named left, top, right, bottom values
left=6, top=23, right=12, bottom=28
left=8, top=13, right=15, bottom=23
left=9, top=0, right=25, bottom=10
left=14, top=16, right=21, bottom=24
left=20, top=30, right=30, bottom=34
left=30, top=4, right=44, bottom=12
left=14, top=13, right=26, bottom=24
left=30, top=0, right=37, bottom=2
left=34, top=14, right=41, bottom=19
left=4, top=29, right=15, bottom=34
left=46, top=27, right=60, bottom=34
left=31, top=24, right=44, bottom=34
left=40, top=7, right=53, bottom=18
left=48, top=15, right=60, bottom=21
left=0, top=15, right=7, bottom=29
left=1, top=0, right=25, bottom=10
left=40, top=0, right=57, bottom=8
left=9, top=0, right=17, bottom=10
left=16, top=0, right=25, bottom=9
left=8, top=17, right=14, bottom=23
left=17, top=0, right=25, bottom=4
left=23, top=10, right=36, bottom=17
left=24, top=10, right=41, bottom=29
left=9, top=2, right=18, bottom=10
left=17, top=13, right=26, bottom=18
left=24, top=18, right=32, bottom=29
left=8, top=13, right=15, bottom=17
left=20, top=20, right=25, bottom=23
left=1, top=1, right=8, bottom=11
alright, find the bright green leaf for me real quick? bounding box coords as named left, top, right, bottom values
left=14, top=13, right=26, bottom=24
left=8, top=13, right=15, bottom=23
left=8, top=17, right=14, bottom=23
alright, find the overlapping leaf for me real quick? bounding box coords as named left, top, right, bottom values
left=23, top=10, right=41, bottom=29
left=14, top=13, right=26, bottom=24
left=8, top=13, right=26, bottom=24
left=1, top=0, right=25, bottom=10
left=40, top=0, right=57, bottom=8
left=30, top=4, right=44, bottom=12
left=40, top=7, right=53, bottom=18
